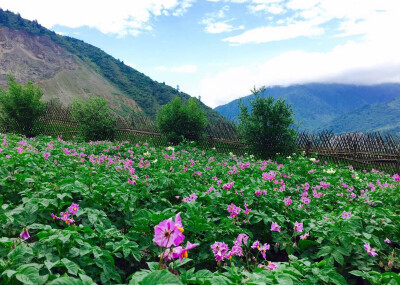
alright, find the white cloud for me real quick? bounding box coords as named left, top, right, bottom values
left=0, top=0, right=194, bottom=36
left=156, top=65, right=197, bottom=73
left=222, top=21, right=323, bottom=44
left=201, top=37, right=400, bottom=107
left=200, top=5, right=244, bottom=33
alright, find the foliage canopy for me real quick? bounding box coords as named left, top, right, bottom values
left=238, top=86, right=297, bottom=158
left=156, top=97, right=208, bottom=144
left=0, top=75, right=45, bottom=136
left=71, top=97, right=117, bottom=141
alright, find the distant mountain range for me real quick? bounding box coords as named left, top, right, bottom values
left=0, top=9, right=222, bottom=121
left=214, top=83, right=400, bottom=135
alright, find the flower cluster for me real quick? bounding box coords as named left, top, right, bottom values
left=227, top=203, right=241, bottom=218
left=153, top=213, right=198, bottom=262
left=341, top=211, right=352, bottom=219
left=51, top=203, right=79, bottom=225
left=182, top=193, right=198, bottom=202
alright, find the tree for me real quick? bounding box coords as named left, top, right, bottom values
left=70, top=97, right=117, bottom=141
left=156, top=97, right=208, bottom=144
left=0, top=75, right=45, bottom=136
left=238, top=86, right=297, bottom=158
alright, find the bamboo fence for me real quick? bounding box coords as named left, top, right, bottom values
left=1, top=102, right=400, bottom=174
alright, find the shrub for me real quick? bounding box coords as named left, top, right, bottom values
left=238, top=86, right=297, bottom=158
left=71, top=97, right=117, bottom=141
left=156, top=97, right=208, bottom=144
left=0, top=75, right=46, bottom=136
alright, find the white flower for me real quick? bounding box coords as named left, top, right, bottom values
left=287, top=156, right=292, bottom=159
left=143, top=152, right=151, bottom=157
left=166, top=146, right=175, bottom=151
left=309, top=158, right=316, bottom=162
left=324, top=168, right=336, bottom=174
left=152, top=159, right=158, bottom=163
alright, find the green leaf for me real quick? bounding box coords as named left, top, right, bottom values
left=349, top=270, right=365, bottom=277
left=15, top=266, right=48, bottom=285
left=48, top=277, right=84, bottom=285
left=146, top=262, right=159, bottom=271
left=139, top=270, right=183, bottom=285
left=316, top=246, right=332, bottom=257
left=210, top=275, right=232, bottom=285
left=276, top=275, right=294, bottom=285
left=61, top=258, right=80, bottom=276
left=328, top=271, right=348, bottom=285
left=331, top=250, right=344, bottom=266
left=79, top=274, right=95, bottom=285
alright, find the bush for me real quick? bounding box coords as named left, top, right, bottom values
left=0, top=75, right=46, bottom=136
left=156, top=97, right=208, bottom=144
left=71, top=97, right=117, bottom=141
left=238, top=86, right=297, bottom=158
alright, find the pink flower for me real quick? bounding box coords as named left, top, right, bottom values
left=293, top=222, right=303, bottom=232
left=262, top=171, right=275, bottom=181
left=393, top=174, right=400, bottom=182
left=267, top=262, right=278, bottom=270
left=283, top=196, right=292, bottom=206
left=51, top=213, right=60, bottom=220
left=364, top=243, right=378, bottom=257
left=153, top=214, right=185, bottom=248
left=384, top=238, right=391, bottom=244
left=300, top=233, right=310, bottom=240
left=43, top=152, right=51, bottom=160
left=271, top=222, right=281, bottom=232
left=60, top=212, right=70, bottom=221
left=20, top=228, right=30, bottom=240
left=211, top=242, right=229, bottom=261
left=251, top=240, right=260, bottom=249
left=259, top=243, right=270, bottom=259
left=170, top=242, right=198, bottom=261
left=341, top=211, right=352, bottom=219
left=222, top=182, right=234, bottom=190
left=68, top=203, right=79, bottom=214
left=235, top=234, right=249, bottom=246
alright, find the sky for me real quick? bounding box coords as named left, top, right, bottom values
left=1, top=0, right=400, bottom=108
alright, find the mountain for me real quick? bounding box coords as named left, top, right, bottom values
left=0, top=9, right=221, bottom=120
left=322, top=96, right=400, bottom=135
left=214, top=83, right=400, bottom=133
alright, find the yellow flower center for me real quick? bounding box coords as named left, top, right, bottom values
left=182, top=251, right=188, bottom=258
left=178, top=227, right=184, bottom=233
left=73, top=207, right=77, bottom=211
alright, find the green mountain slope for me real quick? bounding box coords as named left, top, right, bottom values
left=322, top=97, right=400, bottom=135
left=215, top=83, right=400, bottom=132
left=0, top=9, right=221, bottom=120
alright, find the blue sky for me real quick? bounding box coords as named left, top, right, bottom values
left=1, top=0, right=399, bottom=107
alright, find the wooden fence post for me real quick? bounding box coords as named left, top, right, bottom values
left=306, top=139, right=312, bottom=156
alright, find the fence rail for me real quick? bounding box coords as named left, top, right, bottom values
left=1, top=102, right=400, bottom=174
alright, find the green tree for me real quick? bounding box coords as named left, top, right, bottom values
left=156, top=97, right=208, bottom=144
left=0, top=75, right=45, bottom=136
left=238, top=86, right=297, bottom=158
left=71, top=97, right=117, bottom=141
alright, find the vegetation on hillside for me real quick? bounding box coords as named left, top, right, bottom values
left=215, top=83, right=400, bottom=133
left=0, top=9, right=222, bottom=122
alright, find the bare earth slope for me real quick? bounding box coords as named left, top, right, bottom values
left=0, top=26, right=138, bottom=114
